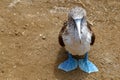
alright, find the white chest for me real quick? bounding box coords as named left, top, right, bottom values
left=62, top=26, right=91, bottom=55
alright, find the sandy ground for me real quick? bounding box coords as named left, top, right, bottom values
left=0, top=0, right=120, bottom=80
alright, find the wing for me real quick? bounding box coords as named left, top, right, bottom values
left=58, top=22, right=67, bottom=47
left=90, top=32, right=95, bottom=45
left=87, top=21, right=95, bottom=45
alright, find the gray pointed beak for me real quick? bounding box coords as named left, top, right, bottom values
left=75, top=19, right=82, bottom=39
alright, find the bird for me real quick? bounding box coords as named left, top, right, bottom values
left=58, top=7, right=98, bottom=73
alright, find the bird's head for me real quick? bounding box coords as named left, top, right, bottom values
left=68, top=7, right=87, bottom=39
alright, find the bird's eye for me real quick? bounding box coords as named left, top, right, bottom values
left=69, top=17, right=76, bottom=26
left=72, top=18, right=77, bottom=29
left=70, top=17, right=76, bottom=24
left=71, top=17, right=75, bottom=23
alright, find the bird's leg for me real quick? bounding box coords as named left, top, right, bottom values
left=58, top=52, right=78, bottom=72
left=79, top=52, right=99, bottom=73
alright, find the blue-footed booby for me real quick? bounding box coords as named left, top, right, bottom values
left=58, top=7, right=98, bottom=73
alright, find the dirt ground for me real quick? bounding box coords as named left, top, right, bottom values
left=0, top=0, right=120, bottom=80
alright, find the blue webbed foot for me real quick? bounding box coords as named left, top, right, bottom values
left=79, top=52, right=99, bottom=73
left=58, top=53, right=78, bottom=72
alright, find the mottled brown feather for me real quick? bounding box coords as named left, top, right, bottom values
left=91, top=32, right=95, bottom=45
left=87, top=21, right=95, bottom=45
left=58, top=22, right=67, bottom=47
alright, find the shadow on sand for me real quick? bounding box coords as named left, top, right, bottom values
left=54, top=48, right=89, bottom=80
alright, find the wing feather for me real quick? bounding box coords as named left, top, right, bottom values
left=87, top=21, right=95, bottom=45
left=58, top=22, right=67, bottom=47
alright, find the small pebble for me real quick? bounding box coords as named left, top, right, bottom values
left=23, top=26, right=27, bottom=29
left=1, top=51, right=4, bottom=54
left=22, top=31, right=25, bottom=35
left=39, top=34, right=43, bottom=37
left=1, top=29, right=4, bottom=32
left=25, top=24, right=29, bottom=27
left=13, top=13, right=16, bottom=16
left=13, top=65, right=17, bottom=68
left=37, top=12, right=39, bottom=14
left=1, top=70, right=4, bottom=73
left=42, top=36, right=46, bottom=40
left=14, top=32, right=21, bottom=36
